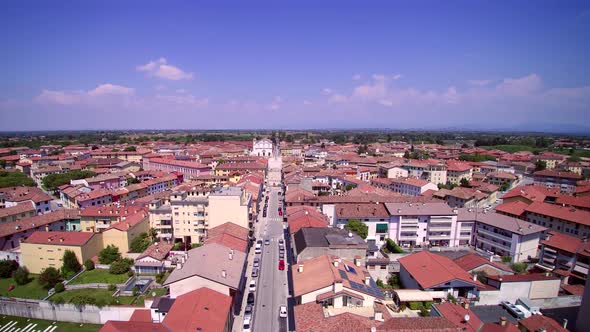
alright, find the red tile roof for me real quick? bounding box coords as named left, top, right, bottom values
left=162, top=287, right=231, bottom=332
left=541, top=231, right=590, bottom=256
left=0, top=209, right=80, bottom=237
left=0, top=201, right=35, bottom=219
left=398, top=251, right=483, bottom=289
left=534, top=170, right=581, bottom=180
left=23, top=231, right=95, bottom=246
left=486, top=273, right=559, bottom=283
left=136, top=242, right=174, bottom=261
left=495, top=201, right=529, bottom=217
left=555, top=195, right=590, bottom=210
left=294, top=302, right=375, bottom=332
left=518, top=314, right=568, bottom=332
left=453, top=254, right=513, bottom=274
left=107, top=211, right=148, bottom=231
left=335, top=203, right=390, bottom=219
left=129, top=309, right=152, bottom=322
left=525, top=201, right=590, bottom=226
left=433, top=302, right=482, bottom=332
left=376, top=317, right=462, bottom=332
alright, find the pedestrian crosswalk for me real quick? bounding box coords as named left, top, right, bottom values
left=0, top=320, right=57, bottom=332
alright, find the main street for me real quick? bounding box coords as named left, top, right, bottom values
left=232, top=155, right=289, bottom=332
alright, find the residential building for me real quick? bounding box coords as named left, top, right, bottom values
left=169, top=190, right=209, bottom=244
left=148, top=198, right=174, bottom=241
left=0, top=186, right=52, bottom=214
left=101, top=211, right=150, bottom=253
left=525, top=201, right=590, bottom=238
left=485, top=171, right=518, bottom=190
left=0, top=202, right=36, bottom=223
left=518, top=315, right=568, bottom=332
left=204, top=221, right=250, bottom=253
left=164, top=243, right=247, bottom=299
left=143, top=157, right=211, bottom=180
left=378, top=163, right=409, bottom=179
left=533, top=170, right=582, bottom=194
left=482, top=274, right=560, bottom=304
left=134, top=242, right=174, bottom=274
left=80, top=205, right=146, bottom=233
left=532, top=153, right=567, bottom=170
left=446, top=162, right=473, bottom=185
left=537, top=231, right=589, bottom=284
left=292, top=255, right=384, bottom=307
left=458, top=209, right=546, bottom=263
left=404, top=161, right=448, bottom=185
left=208, top=186, right=251, bottom=229
left=20, top=231, right=103, bottom=274
left=214, top=162, right=266, bottom=177
left=398, top=251, right=482, bottom=299
left=436, top=187, right=490, bottom=208
left=453, top=253, right=514, bottom=276
left=371, top=177, right=438, bottom=196
left=292, top=227, right=367, bottom=264
left=333, top=202, right=390, bottom=241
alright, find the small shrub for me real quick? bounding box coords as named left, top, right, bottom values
left=84, top=259, right=95, bottom=271
left=419, top=306, right=429, bottom=317
left=501, top=256, right=512, bottom=263
left=155, top=272, right=165, bottom=284
left=99, top=245, right=122, bottom=264
left=447, top=293, right=457, bottom=304
left=95, top=298, right=107, bottom=307
left=127, top=270, right=135, bottom=277
left=0, top=260, right=19, bottom=278
left=376, top=278, right=385, bottom=288
left=399, top=303, right=407, bottom=312
left=54, top=282, right=65, bottom=293
left=108, top=284, right=117, bottom=291
left=408, top=301, right=422, bottom=310
left=132, top=286, right=139, bottom=297
left=109, top=258, right=133, bottom=275
left=511, top=262, right=528, bottom=274
left=69, top=295, right=96, bottom=306
left=12, top=267, right=30, bottom=285
left=423, top=301, right=433, bottom=310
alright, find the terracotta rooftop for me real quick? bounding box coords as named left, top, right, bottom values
left=534, top=169, right=582, bottom=180
left=555, top=195, right=590, bottom=210
left=0, top=186, right=52, bottom=204
left=294, top=302, right=375, bottom=332
left=0, top=201, right=35, bottom=219
left=107, top=211, right=148, bottom=231
left=136, top=242, right=174, bottom=261
left=495, top=201, right=530, bottom=217
left=376, top=317, right=462, bottom=332
left=433, top=302, right=483, bottom=332
left=453, top=253, right=513, bottom=273
left=398, top=251, right=484, bottom=289
left=0, top=209, right=80, bottom=238
left=518, top=314, right=568, bottom=332
left=385, top=202, right=455, bottom=216
left=486, top=273, right=559, bottom=283
left=525, top=201, right=590, bottom=226
left=23, top=231, right=95, bottom=246
left=162, top=287, right=232, bottom=332
left=540, top=231, right=590, bottom=256
left=335, top=203, right=390, bottom=219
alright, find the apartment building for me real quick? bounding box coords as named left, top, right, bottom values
left=525, top=201, right=590, bottom=238
left=208, top=187, right=251, bottom=230
left=101, top=211, right=150, bottom=253
left=0, top=202, right=36, bottom=223
left=404, top=161, right=447, bottom=185
left=484, top=171, right=518, bottom=190
left=532, top=154, right=567, bottom=170
left=214, top=162, right=266, bottom=177
left=458, top=209, right=546, bottom=263
left=143, top=157, right=211, bottom=180
left=446, top=162, right=473, bottom=185
left=537, top=231, right=589, bottom=284
left=90, top=149, right=150, bottom=163
left=371, top=177, right=437, bottom=196
left=378, top=163, right=409, bottom=179
left=20, top=231, right=103, bottom=274
left=0, top=186, right=52, bottom=214
left=169, top=190, right=209, bottom=244
left=79, top=205, right=145, bottom=232
left=532, top=170, right=582, bottom=194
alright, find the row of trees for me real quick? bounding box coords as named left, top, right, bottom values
left=42, top=170, right=97, bottom=191
left=0, top=171, right=36, bottom=188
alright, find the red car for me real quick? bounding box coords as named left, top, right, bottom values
left=278, top=210, right=283, bottom=216
left=278, top=259, right=285, bottom=270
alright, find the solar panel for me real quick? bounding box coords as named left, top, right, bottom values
left=339, top=270, right=348, bottom=280
left=344, top=265, right=357, bottom=274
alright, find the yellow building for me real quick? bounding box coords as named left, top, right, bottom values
left=101, top=211, right=150, bottom=253
left=20, top=231, right=103, bottom=274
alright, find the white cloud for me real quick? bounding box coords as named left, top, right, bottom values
left=137, top=58, right=193, bottom=80
left=321, top=88, right=333, bottom=95
left=392, top=74, right=402, bottom=80
left=495, top=74, right=542, bottom=96
left=328, top=94, right=348, bottom=104
left=36, top=89, right=82, bottom=105
left=303, top=100, right=312, bottom=105
left=156, top=94, right=208, bottom=107
left=266, top=96, right=284, bottom=111
left=88, top=84, right=135, bottom=96
left=352, top=74, right=362, bottom=81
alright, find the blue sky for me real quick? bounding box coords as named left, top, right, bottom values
left=1, top=1, right=589, bottom=131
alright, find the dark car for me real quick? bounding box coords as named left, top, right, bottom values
left=247, top=292, right=255, bottom=304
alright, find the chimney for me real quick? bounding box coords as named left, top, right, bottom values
left=348, top=232, right=353, bottom=238
left=333, top=259, right=339, bottom=268
left=229, top=250, right=234, bottom=260
left=176, top=262, right=182, bottom=269
left=354, top=257, right=361, bottom=267
left=221, top=270, right=227, bottom=278
left=499, top=317, right=507, bottom=326
left=562, top=319, right=568, bottom=329
left=47, top=237, right=52, bottom=242
left=472, top=274, right=477, bottom=282
left=364, top=276, right=370, bottom=285
left=374, top=310, right=383, bottom=322
left=298, top=264, right=304, bottom=273
left=462, top=300, right=470, bottom=310
left=489, top=255, right=493, bottom=262
left=60, top=238, right=64, bottom=242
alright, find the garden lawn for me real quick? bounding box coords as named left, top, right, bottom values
left=69, top=269, right=129, bottom=285
left=50, top=289, right=137, bottom=306
left=0, top=315, right=100, bottom=332
left=0, top=275, right=48, bottom=299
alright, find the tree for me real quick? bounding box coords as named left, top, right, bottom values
left=129, top=232, right=151, bottom=253
left=0, top=160, right=6, bottom=169
left=109, top=258, right=134, bottom=275
left=344, top=219, right=368, bottom=239
left=123, top=146, right=136, bottom=152
left=99, top=245, right=122, bottom=264
left=38, top=267, right=61, bottom=289
left=54, top=282, right=65, bottom=293
left=148, top=228, right=159, bottom=242
left=403, top=151, right=410, bottom=159
left=376, top=278, right=385, bottom=288
left=84, top=259, right=95, bottom=271
left=387, top=274, right=400, bottom=289
left=12, top=267, right=30, bottom=285
left=382, top=238, right=404, bottom=254
left=126, top=177, right=140, bottom=184
left=534, top=160, right=547, bottom=172
left=567, top=156, right=581, bottom=162
left=510, top=262, right=528, bottom=274
left=61, top=250, right=81, bottom=278
left=460, top=178, right=470, bottom=188
left=42, top=170, right=97, bottom=191
left=0, top=171, right=36, bottom=188
left=0, top=260, right=19, bottom=278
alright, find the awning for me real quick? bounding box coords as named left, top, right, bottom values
left=376, top=224, right=388, bottom=232
left=394, top=290, right=446, bottom=302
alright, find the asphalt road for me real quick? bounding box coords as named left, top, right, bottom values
left=252, top=187, right=289, bottom=331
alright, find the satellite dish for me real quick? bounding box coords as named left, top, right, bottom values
left=464, top=314, right=470, bottom=322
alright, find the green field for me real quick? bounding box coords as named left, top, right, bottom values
left=50, top=288, right=137, bottom=306
left=69, top=269, right=129, bottom=285
left=481, top=145, right=543, bottom=153
left=0, top=315, right=100, bottom=332
left=0, top=275, right=48, bottom=299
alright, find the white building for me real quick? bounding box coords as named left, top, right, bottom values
left=251, top=138, right=273, bottom=157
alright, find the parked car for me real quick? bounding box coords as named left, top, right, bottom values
left=244, top=304, right=253, bottom=321
left=279, top=251, right=284, bottom=259
left=243, top=317, right=252, bottom=332
left=251, top=267, right=259, bottom=278
left=253, top=257, right=260, bottom=268
left=249, top=280, right=256, bottom=292
left=278, top=210, right=283, bottom=216
left=278, top=239, right=284, bottom=244
left=278, top=259, right=285, bottom=271
left=247, top=292, right=255, bottom=304
left=279, top=305, right=288, bottom=318
left=265, top=239, right=270, bottom=245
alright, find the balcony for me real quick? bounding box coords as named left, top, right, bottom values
left=542, top=251, right=556, bottom=259
left=476, top=236, right=511, bottom=251
left=400, top=218, right=419, bottom=224
left=477, top=228, right=512, bottom=242
left=430, top=218, right=453, bottom=224
left=428, top=234, right=451, bottom=240
left=399, top=233, right=417, bottom=240
left=543, top=247, right=557, bottom=254
left=428, top=226, right=452, bottom=232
